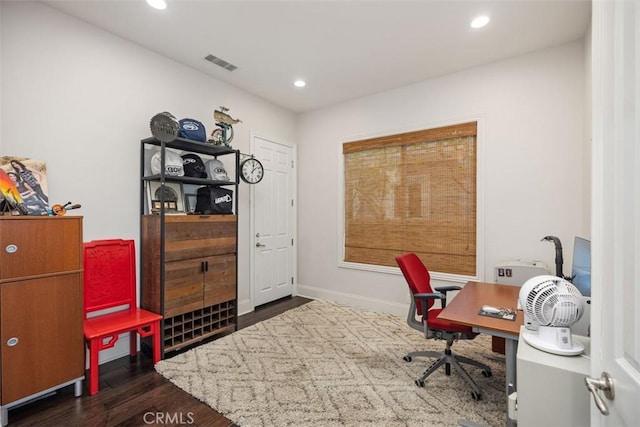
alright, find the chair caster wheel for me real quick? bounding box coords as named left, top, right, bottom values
left=415, top=379, right=425, bottom=388
left=482, top=369, right=492, bottom=378
left=471, top=391, right=482, bottom=401
left=403, top=356, right=412, bottom=362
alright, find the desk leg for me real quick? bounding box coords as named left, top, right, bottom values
left=505, top=338, right=518, bottom=426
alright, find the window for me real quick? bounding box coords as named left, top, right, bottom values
left=342, top=121, right=477, bottom=276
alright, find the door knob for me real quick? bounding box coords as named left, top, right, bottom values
left=256, top=242, right=266, bottom=247
left=585, top=371, right=614, bottom=415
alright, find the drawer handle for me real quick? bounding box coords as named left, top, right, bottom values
left=7, top=337, right=19, bottom=347
left=5, top=244, right=17, bottom=254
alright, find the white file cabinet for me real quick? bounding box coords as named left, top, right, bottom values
left=516, top=329, right=591, bottom=427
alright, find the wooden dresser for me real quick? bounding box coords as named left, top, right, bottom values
left=0, top=216, right=84, bottom=426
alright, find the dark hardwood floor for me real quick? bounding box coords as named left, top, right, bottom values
left=8, top=296, right=312, bottom=427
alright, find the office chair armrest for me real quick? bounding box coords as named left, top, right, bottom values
left=413, top=292, right=445, bottom=301
left=433, top=285, right=461, bottom=308
left=413, top=292, right=445, bottom=317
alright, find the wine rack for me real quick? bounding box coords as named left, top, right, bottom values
left=163, top=301, right=236, bottom=352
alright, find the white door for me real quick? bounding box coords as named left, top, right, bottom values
left=591, top=0, right=640, bottom=424
left=251, top=136, right=295, bottom=306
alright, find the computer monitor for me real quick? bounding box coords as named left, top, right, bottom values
left=572, top=236, right=591, bottom=297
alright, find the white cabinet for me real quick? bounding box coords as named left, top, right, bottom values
left=516, top=328, right=591, bottom=427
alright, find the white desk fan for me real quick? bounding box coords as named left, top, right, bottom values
left=519, top=275, right=585, bottom=356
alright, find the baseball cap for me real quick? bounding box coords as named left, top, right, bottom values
left=150, top=149, right=184, bottom=176
left=178, top=118, right=206, bottom=142
left=206, top=159, right=229, bottom=181
left=182, top=153, right=207, bottom=178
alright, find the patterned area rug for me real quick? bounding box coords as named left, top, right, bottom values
left=156, top=300, right=506, bottom=426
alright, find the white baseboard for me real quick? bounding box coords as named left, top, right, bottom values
left=296, top=284, right=408, bottom=317
left=237, top=297, right=253, bottom=316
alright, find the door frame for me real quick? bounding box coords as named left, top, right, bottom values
left=248, top=133, right=297, bottom=311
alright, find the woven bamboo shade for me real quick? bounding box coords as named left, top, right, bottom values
left=343, top=122, right=477, bottom=275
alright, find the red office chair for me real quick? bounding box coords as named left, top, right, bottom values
left=83, top=239, right=162, bottom=395
left=396, top=253, right=491, bottom=401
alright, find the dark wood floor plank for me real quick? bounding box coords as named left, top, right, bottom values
left=238, top=296, right=312, bottom=329
left=7, top=296, right=312, bottom=426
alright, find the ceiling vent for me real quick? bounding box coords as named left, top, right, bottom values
left=204, top=54, right=238, bottom=72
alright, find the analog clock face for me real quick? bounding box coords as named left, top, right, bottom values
left=241, top=158, right=264, bottom=184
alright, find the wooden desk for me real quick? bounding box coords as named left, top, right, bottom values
left=438, top=281, right=522, bottom=427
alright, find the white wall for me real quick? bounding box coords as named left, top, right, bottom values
left=0, top=2, right=3, bottom=153
left=296, top=40, right=587, bottom=315
left=1, top=2, right=296, bottom=361
left=1, top=1, right=588, bottom=357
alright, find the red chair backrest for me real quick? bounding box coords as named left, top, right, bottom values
left=83, top=239, right=137, bottom=318
left=396, top=253, right=435, bottom=314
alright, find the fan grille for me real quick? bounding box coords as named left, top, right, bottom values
left=525, top=277, right=584, bottom=326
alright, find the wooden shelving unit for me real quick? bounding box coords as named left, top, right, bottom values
left=140, top=136, right=239, bottom=356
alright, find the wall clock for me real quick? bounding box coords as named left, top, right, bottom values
left=240, top=157, right=264, bottom=184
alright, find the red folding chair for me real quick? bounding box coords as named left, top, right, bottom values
left=83, top=239, right=162, bottom=395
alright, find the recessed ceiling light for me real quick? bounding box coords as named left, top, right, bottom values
left=147, top=0, right=167, bottom=10
left=294, top=80, right=306, bottom=88
left=471, top=15, right=490, bottom=29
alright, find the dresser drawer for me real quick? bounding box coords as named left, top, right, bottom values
left=0, top=217, right=82, bottom=280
